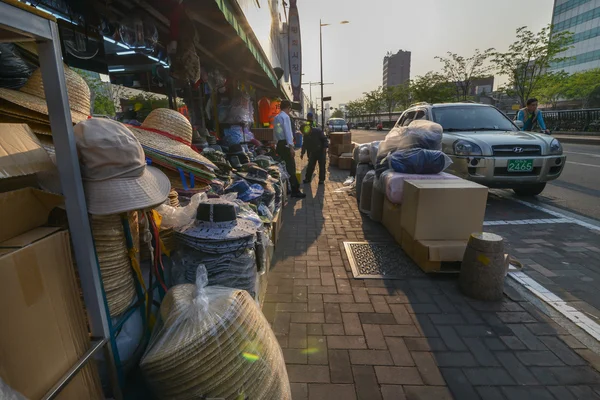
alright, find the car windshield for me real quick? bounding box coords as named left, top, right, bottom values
left=431, top=106, right=518, bottom=132
left=329, top=119, right=346, bottom=125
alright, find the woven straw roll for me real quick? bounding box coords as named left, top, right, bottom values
left=141, top=286, right=291, bottom=400
left=90, top=214, right=136, bottom=317
left=0, top=65, right=90, bottom=123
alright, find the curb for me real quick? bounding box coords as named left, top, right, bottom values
left=555, top=137, right=600, bottom=146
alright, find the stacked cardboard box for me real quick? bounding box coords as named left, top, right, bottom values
left=399, top=179, right=488, bottom=272
left=328, top=133, right=354, bottom=170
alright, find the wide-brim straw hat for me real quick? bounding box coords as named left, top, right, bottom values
left=90, top=214, right=136, bottom=317
left=0, top=114, right=52, bottom=135
left=140, top=285, right=291, bottom=399
left=0, top=65, right=90, bottom=124
left=128, top=108, right=217, bottom=170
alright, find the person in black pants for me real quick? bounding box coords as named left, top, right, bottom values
left=301, top=126, right=328, bottom=184
left=274, top=100, right=305, bottom=198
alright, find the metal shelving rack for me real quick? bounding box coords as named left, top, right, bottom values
left=0, top=1, right=121, bottom=398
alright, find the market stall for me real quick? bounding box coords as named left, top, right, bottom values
left=0, top=0, right=294, bottom=398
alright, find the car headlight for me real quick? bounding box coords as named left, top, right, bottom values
left=453, top=140, right=483, bottom=156
left=549, top=138, right=562, bottom=155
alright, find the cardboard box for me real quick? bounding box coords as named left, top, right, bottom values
left=252, top=128, right=275, bottom=142
left=382, top=197, right=403, bottom=245
left=401, top=179, right=488, bottom=241
left=0, top=124, right=54, bottom=179
left=338, top=156, right=352, bottom=170
left=329, top=132, right=351, bottom=145
left=401, top=229, right=467, bottom=273
left=329, top=144, right=340, bottom=156
left=0, top=188, right=103, bottom=400
left=337, top=143, right=355, bottom=155
left=330, top=155, right=339, bottom=166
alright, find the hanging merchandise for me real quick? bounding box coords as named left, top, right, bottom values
left=140, top=265, right=291, bottom=399
left=258, top=97, right=271, bottom=127
left=208, top=69, right=227, bottom=94
left=268, top=98, right=281, bottom=129
left=224, top=91, right=254, bottom=125
left=0, top=44, right=35, bottom=90
left=74, top=118, right=171, bottom=215
left=168, top=7, right=200, bottom=83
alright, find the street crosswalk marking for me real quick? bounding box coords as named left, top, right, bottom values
left=567, top=161, right=600, bottom=168
left=484, top=218, right=572, bottom=226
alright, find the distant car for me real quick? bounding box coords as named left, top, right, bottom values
left=376, top=122, right=383, bottom=131
left=326, top=118, right=349, bottom=134
left=393, top=103, right=565, bottom=196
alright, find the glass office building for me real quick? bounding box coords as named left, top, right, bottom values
left=550, top=0, right=600, bottom=73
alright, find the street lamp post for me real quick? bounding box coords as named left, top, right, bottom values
left=302, top=81, right=333, bottom=114
left=320, top=19, right=349, bottom=129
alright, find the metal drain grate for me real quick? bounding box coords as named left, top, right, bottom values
left=344, top=242, right=425, bottom=279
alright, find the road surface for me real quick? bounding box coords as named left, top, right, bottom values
left=350, top=129, right=600, bottom=221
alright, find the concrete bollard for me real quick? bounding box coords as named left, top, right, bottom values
left=459, top=232, right=507, bottom=301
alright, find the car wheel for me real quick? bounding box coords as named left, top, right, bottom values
left=513, top=183, right=546, bottom=196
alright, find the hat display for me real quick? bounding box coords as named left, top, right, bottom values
left=90, top=214, right=136, bottom=317
left=237, top=166, right=275, bottom=185
left=0, top=65, right=90, bottom=124
left=175, top=198, right=258, bottom=241
left=128, top=108, right=216, bottom=170
left=0, top=123, right=54, bottom=179
left=229, top=155, right=242, bottom=169
left=74, top=118, right=171, bottom=215
left=140, top=274, right=291, bottom=399
left=225, top=180, right=264, bottom=202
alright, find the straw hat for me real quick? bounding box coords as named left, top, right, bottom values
left=128, top=108, right=216, bottom=170
left=74, top=118, right=170, bottom=215
left=140, top=285, right=291, bottom=399
left=0, top=65, right=90, bottom=124
left=90, top=214, right=136, bottom=317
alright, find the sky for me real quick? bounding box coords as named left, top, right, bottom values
left=298, top=0, right=554, bottom=107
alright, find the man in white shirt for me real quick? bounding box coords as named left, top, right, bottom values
left=274, top=100, right=305, bottom=198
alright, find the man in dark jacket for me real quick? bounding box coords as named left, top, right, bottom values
left=301, top=125, right=328, bottom=184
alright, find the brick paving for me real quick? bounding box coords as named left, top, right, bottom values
left=262, top=158, right=600, bottom=400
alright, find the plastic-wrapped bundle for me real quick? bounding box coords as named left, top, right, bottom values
left=141, top=266, right=291, bottom=399
left=370, top=141, right=381, bottom=166
left=0, top=44, right=35, bottom=89
left=223, top=125, right=246, bottom=146
left=225, top=92, right=254, bottom=124
left=255, top=229, right=273, bottom=274
left=173, top=249, right=257, bottom=298
left=358, top=143, right=371, bottom=163
left=359, top=170, right=376, bottom=215
left=383, top=171, right=459, bottom=204
left=377, top=120, right=443, bottom=158
left=370, top=182, right=385, bottom=222
left=355, top=163, right=372, bottom=201
left=388, top=148, right=452, bottom=175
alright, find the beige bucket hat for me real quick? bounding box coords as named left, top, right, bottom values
left=128, top=108, right=216, bottom=170
left=75, top=118, right=170, bottom=215
left=0, top=65, right=91, bottom=124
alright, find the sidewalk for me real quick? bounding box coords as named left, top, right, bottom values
left=263, top=158, right=600, bottom=400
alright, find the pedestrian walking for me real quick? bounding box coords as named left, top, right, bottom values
left=301, top=125, right=328, bottom=184
left=517, top=98, right=551, bottom=134
left=274, top=100, right=306, bottom=198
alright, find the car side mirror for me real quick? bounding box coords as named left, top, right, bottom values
left=514, top=120, right=524, bottom=129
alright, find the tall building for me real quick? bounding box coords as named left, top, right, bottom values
left=383, top=50, right=411, bottom=88
left=550, top=0, right=600, bottom=73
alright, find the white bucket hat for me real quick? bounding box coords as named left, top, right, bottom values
left=74, top=118, right=171, bottom=215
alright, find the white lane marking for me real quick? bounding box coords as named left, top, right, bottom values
left=509, top=198, right=600, bottom=232
left=567, top=161, right=600, bottom=168
left=563, top=150, right=600, bottom=158
left=484, top=218, right=571, bottom=226
left=509, top=271, right=600, bottom=341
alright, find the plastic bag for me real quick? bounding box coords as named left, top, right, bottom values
left=140, top=265, right=291, bottom=399
left=225, top=92, right=254, bottom=124
left=388, top=148, right=452, bottom=175
left=0, top=44, right=35, bottom=89
left=359, top=170, right=375, bottom=215
left=0, top=378, right=27, bottom=400
left=370, top=141, right=381, bottom=166
left=223, top=125, right=245, bottom=146
left=157, top=192, right=208, bottom=230
left=370, top=182, right=385, bottom=222
left=358, top=143, right=371, bottom=163
left=355, top=163, right=372, bottom=201
left=377, top=120, right=443, bottom=158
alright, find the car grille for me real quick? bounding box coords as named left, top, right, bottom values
left=492, top=145, right=541, bottom=157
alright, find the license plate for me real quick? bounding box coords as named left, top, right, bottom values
left=507, top=159, right=534, bottom=172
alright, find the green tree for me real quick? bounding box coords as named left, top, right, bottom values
left=532, top=71, right=569, bottom=109
left=379, top=84, right=411, bottom=121
left=73, top=68, right=116, bottom=116
left=410, top=72, right=454, bottom=104
left=491, top=25, right=573, bottom=107
left=564, top=68, right=600, bottom=108
left=346, top=99, right=367, bottom=120
left=331, top=109, right=344, bottom=118
left=394, top=83, right=411, bottom=111
left=436, top=49, right=494, bottom=101
left=363, top=89, right=384, bottom=121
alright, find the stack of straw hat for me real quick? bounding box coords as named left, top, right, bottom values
left=90, top=214, right=136, bottom=317
left=0, top=65, right=91, bottom=138
left=168, top=189, right=180, bottom=208
left=140, top=285, right=291, bottom=399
